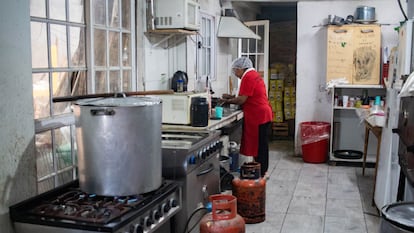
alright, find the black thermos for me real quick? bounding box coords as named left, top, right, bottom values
left=191, top=97, right=209, bottom=127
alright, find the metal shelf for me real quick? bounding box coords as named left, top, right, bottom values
left=145, top=29, right=198, bottom=49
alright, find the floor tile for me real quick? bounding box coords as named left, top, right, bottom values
left=281, top=214, right=324, bottom=233
left=245, top=212, right=285, bottom=233
left=326, top=198, right=364, bottom=217
left=287, top=195, right=326, bottom=216
left=246, top=140, right=380, bottom=233
left=324, top=216, right=367, bottom=233
left=294, top=181, right=327, bottom=198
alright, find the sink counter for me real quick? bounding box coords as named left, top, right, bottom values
left=162, top=109, right=243, bottom=131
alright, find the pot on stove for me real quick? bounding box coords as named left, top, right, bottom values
left=73, top=96, right=162, bottom=196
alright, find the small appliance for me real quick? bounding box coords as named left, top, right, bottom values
left=152, top=0, right=200, bottom=30
left=157, top=92, right=209, bottom=125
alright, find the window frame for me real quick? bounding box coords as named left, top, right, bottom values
left=31, top=0, right=136, bottom=193
left=197, top=11, right=216, bottom=81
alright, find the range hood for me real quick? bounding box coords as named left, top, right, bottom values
left=217, top=9, right=261, bottom=40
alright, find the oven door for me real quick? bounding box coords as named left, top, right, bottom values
left=175, top=154, right=220, bottom=233
left=397, top=96, right=414, bottom=189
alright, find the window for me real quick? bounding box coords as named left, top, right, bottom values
left=30, top=0, right=135, bottom=193
left=197, top=12, right=215, bottom=80
left=89, top=0, right=135, bottom=93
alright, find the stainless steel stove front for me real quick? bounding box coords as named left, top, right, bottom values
left=161, top=130, right=222, bottom=233
left=10, top=181, right=182, bottom=233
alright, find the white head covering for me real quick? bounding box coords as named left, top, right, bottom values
left=231, top=57, right=253, bottom=69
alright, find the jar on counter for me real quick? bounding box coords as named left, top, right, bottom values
left=349, top=97, right=355, bottom=107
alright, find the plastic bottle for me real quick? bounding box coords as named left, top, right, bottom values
left=361, top=89, right=369, bottom=105
left=177, top=79, right=184, bottom=92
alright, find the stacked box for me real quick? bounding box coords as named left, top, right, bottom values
left=269, top=85, right=284, bottom=122
left=284, top=86, right=296, bottom=120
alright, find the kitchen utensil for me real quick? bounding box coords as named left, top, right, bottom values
left=355, top=6, right=376, bottom=23
left=345, top=15, right=354, bottom=24
left=190, top=97, right=209, bottom=127
left=215, top=106, right=223, bottom=119
left=332, top=15, right=344, bottom=25
left=171, top=70, right=188, bottom=92
left=53, top=90, right=174, bottom=102
left=73, top=96, right=163, bottom=196
left=333, top=150, right=363, bottom=159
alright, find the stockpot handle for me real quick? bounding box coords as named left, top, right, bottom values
left=90, top=109, right=116, bottom=116
left=197, top=163, right=214, bottom=176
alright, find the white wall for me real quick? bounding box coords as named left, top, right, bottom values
left=296, top=0, right=404, bottom=153
left=0, top=1, right=37, bottom=232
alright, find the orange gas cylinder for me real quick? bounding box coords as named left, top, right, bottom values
left=232, top=162, right=266, bottom=224
left=199, top=194, right=245, bottom=233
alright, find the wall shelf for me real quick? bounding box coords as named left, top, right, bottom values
left=145, top=29, right=197, bottom=49
left=329, top=85, right=386, bottom=164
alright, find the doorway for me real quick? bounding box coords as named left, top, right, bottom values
left=236, top=2, right=298, bottom=140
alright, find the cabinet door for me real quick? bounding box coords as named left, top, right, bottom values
left=326, top=25, right=354, bottom=84
left=352, top=25, right=381, bottom=85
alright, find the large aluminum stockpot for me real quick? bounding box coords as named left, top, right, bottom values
left=73, top=96, right=162, bottom=196
left=380, top=202, right=414, bottom=233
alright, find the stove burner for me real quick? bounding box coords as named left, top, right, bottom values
left=10, top=180, right=181, bottom=233
left=31, top=189, right=141, bottom=223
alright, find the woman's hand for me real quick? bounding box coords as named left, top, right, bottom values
left=222, top=93, right=235, bottom=99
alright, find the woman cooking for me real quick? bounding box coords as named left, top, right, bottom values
left=221, top=57, right=273, bottom=177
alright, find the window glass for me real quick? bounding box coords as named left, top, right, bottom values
left=52, top=72, right=73, bottom=115
left=122, top=0, right=131, bottom=30
left=108, top=0, right=120, bottom=28
left=30, top=0, right=46, bottom=18
left=122, top=33, right=131, bottom=66
left=50, top=24, right=68, bottom=68
left=123, top=70, right=131, bottom=91
left=33, top=73, right=50, bottom=119
left=93, top=0, right=106, bottom=26
left=109, top=71, right=121, bottom=92
left=31, top=22, right=48, bottom=68
left=69, top=26, right=86, bottom=67
left=95, top=71, right=107, bottom=93
left=36, top=132, right=53, bottom=180
left=69, top=0, right=84, bottom=23
left=94, top=29, right=107, bottom=66
left=50, top=0, right=66, bottom=21
left=109, top=31, right=120, bottom=66
left=198, top=13, right=215, bottom=79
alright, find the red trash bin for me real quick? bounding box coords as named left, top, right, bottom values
left=300, top=121, right=330, bottom=163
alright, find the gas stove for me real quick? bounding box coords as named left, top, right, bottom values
left=9, top=180, right=181, bottom=233
left=161, top=130, right=222, bottom=177
left=161, top=130, right=222, bottom=233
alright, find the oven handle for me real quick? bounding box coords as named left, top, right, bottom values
left=197, top=164, right=214, bottom=176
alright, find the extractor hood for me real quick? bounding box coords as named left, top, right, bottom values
left=217, top=9, right=261, bottom=40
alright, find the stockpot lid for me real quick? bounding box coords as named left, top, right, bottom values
left=74, top=96, right=162, bottom=107
left=381, top=202, right=414, bottom=230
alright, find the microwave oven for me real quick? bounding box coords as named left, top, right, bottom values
left=157, top=92, right=208, bottom=125
left=153, top=0, right=200, bottom=30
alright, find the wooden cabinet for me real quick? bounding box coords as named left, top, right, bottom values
left=326, top=24, right=381, bottom=85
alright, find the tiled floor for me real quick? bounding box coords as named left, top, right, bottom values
left=243, top=140, right=381, bottom=233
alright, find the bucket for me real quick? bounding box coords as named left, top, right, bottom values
left=300, top=121, right=330, bottom=163
left=302, top=139, right=329, bottom=163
